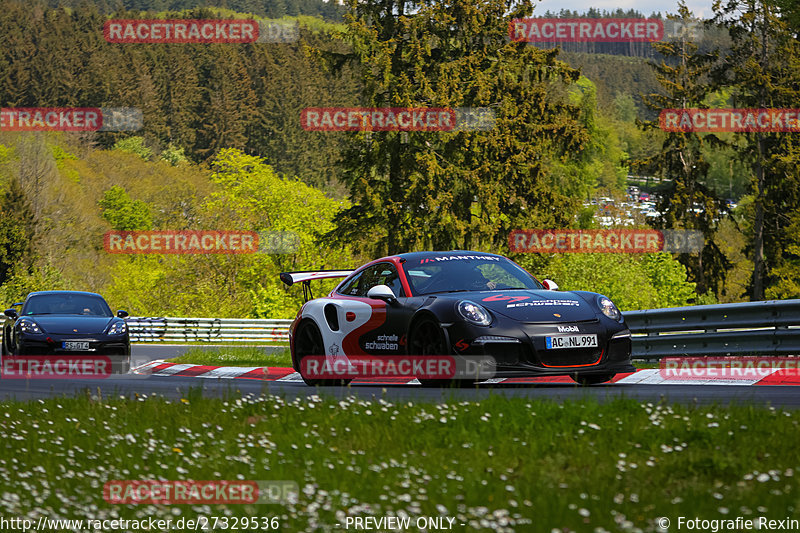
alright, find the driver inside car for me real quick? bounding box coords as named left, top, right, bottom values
left=451, top=263, right=496, bottom=291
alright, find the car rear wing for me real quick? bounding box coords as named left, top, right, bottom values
left=279, top=270, right=354, bottom=301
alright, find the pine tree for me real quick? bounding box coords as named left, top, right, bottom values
left=152, top=45, right=203, bottom=154
left=0, top=0, right=38, bottom=106
left=326, top=0, right=588, bottom=255
left=712, top=0, right=800, bottom=300
left=0, top=176, right=36, bottom=285
left=193, top=45, right=257, bottom=161
left=636, top=2, right=730, bottom=297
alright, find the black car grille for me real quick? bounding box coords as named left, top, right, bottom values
left=606, top=337, right=631, bottom=363
left=479, top=343, right=522, bottom=366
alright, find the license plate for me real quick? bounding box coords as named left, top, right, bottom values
left=545, top=334, right=598, bottom=349
left=62, top=341, right=90, bottom=351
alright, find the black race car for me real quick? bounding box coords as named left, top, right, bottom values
left=280, top=251, right=634, bottom=386
left=2, top=291, right=130, bottom=357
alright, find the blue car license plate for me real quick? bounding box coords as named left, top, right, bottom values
left=62, top=341, right=90, bottom=351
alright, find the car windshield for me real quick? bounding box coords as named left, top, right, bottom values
left=403, top=255, right=543, bottom=295
left=22, top=294, right=112, bottom=317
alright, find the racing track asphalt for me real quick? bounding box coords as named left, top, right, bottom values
left=2, top=373, right=800, bottom=407
left=0, top=344, right=798, bottom=407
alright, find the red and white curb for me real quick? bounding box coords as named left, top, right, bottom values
left=132, top=361, right=800, bottom=386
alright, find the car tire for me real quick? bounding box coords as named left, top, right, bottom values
left=572, top=373, right=615, bottom=386
left=4, top=329, right=19, bottom=356
left=409, top=317, right=473, bottom=388
left=294, top=320, right=351, bottom=387
left=0, top=329, right=7, bottom=356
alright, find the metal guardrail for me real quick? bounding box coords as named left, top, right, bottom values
left=128, top=300, right=800, bottom=358
left=127, top=317, right=292, bottom=344
left=624, top=299, right=800, bottom=359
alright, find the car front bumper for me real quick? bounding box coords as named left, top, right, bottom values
left=444, top=320, right=635, bottom=378
left=17, top=335, right=130, bottom=356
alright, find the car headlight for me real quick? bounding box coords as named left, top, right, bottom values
left=457, top=300, right=492, bottom=326
left=18, top=318, right=41, bottom=333
left=598, top=296, right=621, bottom=321
left=107, top=321, right=127, bottom=335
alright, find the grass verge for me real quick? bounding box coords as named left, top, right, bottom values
left=0, top=394, right=797, bottom=531
left=166, top=346, right=292, bottom=368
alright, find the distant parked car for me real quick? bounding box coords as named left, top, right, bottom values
left=639, top=192, right=651, bottom=202
left=2, top=291, right=130, bottom=357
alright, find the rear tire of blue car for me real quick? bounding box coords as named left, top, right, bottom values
left=295, top=321, right=351, bottom=387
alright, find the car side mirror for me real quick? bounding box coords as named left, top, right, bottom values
left=366, top=284, right=396, bottom=302
left=4, top=309, right=18, bottom=319
left=542, top=279, right=559, bottom=291
left=117, top=310, right=129, bottom=318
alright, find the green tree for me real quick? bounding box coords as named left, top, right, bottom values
left=98, top=186, right=154, bottom=231
left=0, top=264, right=69, bottom=307
left=113, top=137, right=153, bottom=161
left=530, top=252, right=696, bottom=311
left=713, top=0, right=800, bottom=299
left=766, top=210, right=800, bottom=298
left=103, top=149, right=351, bottom=317
left=637, top=2, right=730, bottom=297
left=562, top=76, right=628, bottom=198
left=160, top=144, right=188, bottom=166
left=192, top=46, right=257, bottom=161
left=774, top=0, right=800, bottom=36
left=328, top=0, right=588, bottom=256
left=0, top=176, right=35, bottom=285
left=549, top=76, right=628, bottom=197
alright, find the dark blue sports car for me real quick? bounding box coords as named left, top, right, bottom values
left=2, top=291, right=130, bottom=357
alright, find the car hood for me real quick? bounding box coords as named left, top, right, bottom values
left=475, top=291, right=598, bottom=323
left=23, top=316, right=114, bottom=335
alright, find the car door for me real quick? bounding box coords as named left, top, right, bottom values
left=348, top=262, right=411, bottom=355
